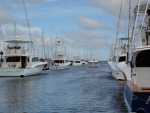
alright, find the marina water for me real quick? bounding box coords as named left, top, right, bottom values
left=0, top=62, right=128, bottom=113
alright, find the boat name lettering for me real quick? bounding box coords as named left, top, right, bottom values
left=0, top=70, right=21, bottom=73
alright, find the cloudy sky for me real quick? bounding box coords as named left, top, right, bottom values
left=0, top=0, right=139, bottom=60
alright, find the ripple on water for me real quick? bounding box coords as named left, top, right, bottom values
left=0, top=62, right=128, bottom=113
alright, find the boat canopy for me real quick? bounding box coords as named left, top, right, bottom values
left=133, top=3, right=150, bottom=14
left=5, top=37, right=33, bottom=44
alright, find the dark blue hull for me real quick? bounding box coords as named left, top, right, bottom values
left=124, top=82, right=150, bottom=112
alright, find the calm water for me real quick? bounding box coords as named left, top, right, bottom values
left=0, top=62, right=128, bottom=113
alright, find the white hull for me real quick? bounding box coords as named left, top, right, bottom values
left=81, top=61, right=88, bottom=65
left=72, top=63, right=82, bottom=66
left=117, top=62, right=131, bottom=81
left=88, top=62, right=99, bottom=67
left=0, top=64, right=45, bottom=77
left=50, top=65, right=69, bottom=69
left=50, top=62, right=71, bottom=70
left=108, top=61, right=125, bottom=80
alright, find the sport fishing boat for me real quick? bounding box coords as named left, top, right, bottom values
left=88, top=51, right=99, bottom=67
left=0, top=37, right=47, bottom=77
left=50, top=37, right=70, bottom=69
left=118, top=1, right=150, bottom=112
left=108, top=37, right=127, bottom=80
left=71, top=56, right=83, bottom=66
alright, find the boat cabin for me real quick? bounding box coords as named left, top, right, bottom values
left=132, top=48, right=150, bottom=89
left=1, top=37, right=39, bottom=68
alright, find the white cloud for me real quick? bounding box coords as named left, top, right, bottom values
left=87, top=0, right=138, bottom=18
left=61, top=30, right=113, bottom=61
left=0, top=11, right=15, bottom=24
left=62, top=30, right=112, bottom=49
left=76, top=16, right=109, bottom=30
left=1, top=25, right=42, bottom=42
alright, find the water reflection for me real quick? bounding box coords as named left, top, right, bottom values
left=0, top=62, right=128, bottom=113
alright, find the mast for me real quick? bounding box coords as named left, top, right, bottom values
left=50, top=25, right=53, bottom=59
left=49, top=31, right=51, bottom=59
left=14, top=21, right=16, bottom=38
left=0, top=24, right=4, bottom=42
left=42, top=28, right=44, bottom=59
left=0, top=24, right=4, bottom=51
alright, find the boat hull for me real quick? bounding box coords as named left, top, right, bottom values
left=108, top=61, right=124, bottom=80
left=72, top=63, right=82, bottom=66
left=0, top=65, right=45, bottom=77
left=50, top=62, right=71, bottom=70
left=88, top=62, right=99, bottom=67
left=124, top=81, right=150, bottom=113
left=50, top=65, right=69, bottom=69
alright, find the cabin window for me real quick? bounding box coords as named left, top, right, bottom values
left=6, top=57, right=20, bottom=62
left=54, top=60, right=64, bottom=63
left=32, top=57, right=39, bottom=62
left=136, top=50, right=150, bottom=67
left=76, top=61, right=80, bottom=63
left=119, top=56, right=126, bottom=62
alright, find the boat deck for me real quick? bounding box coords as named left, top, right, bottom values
left=127, top=81, right=150, bottom=92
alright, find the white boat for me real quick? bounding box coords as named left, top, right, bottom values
left=88, top=51, right=99, bottom=67
left=71, top=56, right=83, bottom=66
left=0, top=37, right=47, bottom=77
left=118, top=1, right=150, bottom=112
left=50, top=37, right=71, bottom=69
left=88, top=59, right=99, bottom=67
left=81, top=61, right=88, bottom=65
left=108, top=37, right=128, bottom=80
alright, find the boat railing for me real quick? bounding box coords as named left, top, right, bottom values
left=1, top=62, right=19, bottom=68
left=55, top=51, right=64, bottom=56
left=4, top=47, right=26, bottom=55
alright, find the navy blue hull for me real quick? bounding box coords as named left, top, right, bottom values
left=124, top=83, right=150, bottom=112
